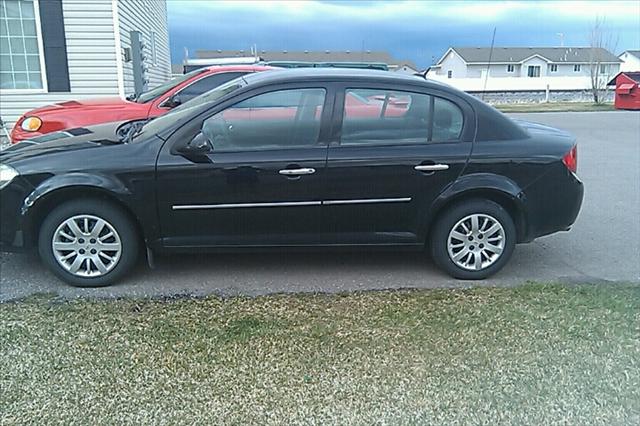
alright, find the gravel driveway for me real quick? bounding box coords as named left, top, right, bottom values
left=1, top=111, right=639, bottom=300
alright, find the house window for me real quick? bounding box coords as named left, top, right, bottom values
left=550, top=64, right=558, bottom=72
left=0, top=0, right=45, bottom=90
left=599, top=64, right=606, bottom=74
left=574, top=64, right=581, bottom=72
left=150, top=31, right=157, bottom=66
left=506, top=64, right=514, bottom=73
left=527, top=65, right=541, bottom=78
left=447, top=70, right=452, bottom=79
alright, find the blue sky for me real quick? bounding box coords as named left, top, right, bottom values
left=167, top=0, right=640, bottom=69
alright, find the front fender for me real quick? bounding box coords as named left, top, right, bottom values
left=22, top=173, right=131, bottom=218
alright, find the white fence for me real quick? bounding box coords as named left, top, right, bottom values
left=426, top=75, right=596, bottom=92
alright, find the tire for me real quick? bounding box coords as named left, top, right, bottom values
left=430, top=199, right=516, bottom=280
left=38, top=198, right=139, bottom=287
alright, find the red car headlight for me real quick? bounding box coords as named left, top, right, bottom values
left=20, top=116, right=42, bottom=132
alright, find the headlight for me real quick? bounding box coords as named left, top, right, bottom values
left=0, top=164, right=19, bottom=189
left=21, top=116, right=42, bottom=132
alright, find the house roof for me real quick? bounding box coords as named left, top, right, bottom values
left=607, top=71, right=640, bottom=86
left=621, top=50, right=640, bottom=59
left=440, top=47, right=621, bottom=64
left=195, top=50, right=417, bottom=70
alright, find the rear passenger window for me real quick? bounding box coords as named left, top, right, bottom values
left=340, top=89, right=464, bottom=145
left=432, top=96, right=464, bottom=142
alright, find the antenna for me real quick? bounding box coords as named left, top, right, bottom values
left=482, top=27, right=497, bottom=101
left=556, top=32, right=564, bottom=47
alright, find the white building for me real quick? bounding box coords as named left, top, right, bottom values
left=619, top=50, right=640, bottom=72
left=427, top=47, right=621, bottom=92
left=0, top=0, right=171, bottom=128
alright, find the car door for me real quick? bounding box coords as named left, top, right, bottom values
left=156, top=85, right=333, bottom=247
left=323, top=83, right=475, bottom=245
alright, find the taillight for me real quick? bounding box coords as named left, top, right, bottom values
left=562, top=145, right=577, bottom=173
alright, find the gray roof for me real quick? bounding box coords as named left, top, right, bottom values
left=622, top=50, right=640, bottom=58
left=442, top=47, right=621, bottom=64
left=195, top=49, right=417, bottom=70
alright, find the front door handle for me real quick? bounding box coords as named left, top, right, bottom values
left=279, top=168, right=316, bottom=176
left=414, top=164, right=449, bottom=172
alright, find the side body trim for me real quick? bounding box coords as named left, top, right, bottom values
left=172, top=197, right=412, bottom=210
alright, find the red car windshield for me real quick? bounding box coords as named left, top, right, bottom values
left=134, top=69, right=207, bottom=103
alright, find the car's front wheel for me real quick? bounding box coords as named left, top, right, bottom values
left=430, top=199, right=516, bottom=280
left=38, top=199, right=139, bottom=287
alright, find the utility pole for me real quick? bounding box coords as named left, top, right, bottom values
left=556, top=33, right=564, bottom=47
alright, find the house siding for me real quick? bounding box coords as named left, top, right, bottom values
left=434, top=50, right=467, bottom=78
left=116, top=0, right=171, bottom=96
left=0, top=0, right=119, bottom=128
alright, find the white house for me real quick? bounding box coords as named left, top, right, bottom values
left=619, top=50, right=640, bottom=72
left=427, top=47, right=621, bottom=92
left=0, top=0, right=171, bottom=128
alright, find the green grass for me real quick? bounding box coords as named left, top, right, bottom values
left=495, top=102, right=615, bottom=113
left=2, top=283, right=639, bottom=425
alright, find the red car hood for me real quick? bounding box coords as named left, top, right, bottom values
left=32, top=97, right=147, bottom=114
left=17, top=97, right=153, bottom=137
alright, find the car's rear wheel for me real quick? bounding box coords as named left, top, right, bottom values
left=430, top=199, right=516, bottom=280
left=38, top=199, right=139, bottom=287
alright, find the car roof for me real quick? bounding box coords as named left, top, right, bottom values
left=241, top=67, right=452, bottom=90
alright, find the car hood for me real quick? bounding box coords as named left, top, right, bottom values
left=29, top=97, right=145, bottom=115
left=0, top=122, right=124, bottom=164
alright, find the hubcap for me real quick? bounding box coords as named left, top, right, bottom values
left=447, top=213, right=505, bottom=271
left=52, top=215, right=122, bottom=277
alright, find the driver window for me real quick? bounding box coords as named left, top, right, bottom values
left=201, top=88, right=326, bottom=151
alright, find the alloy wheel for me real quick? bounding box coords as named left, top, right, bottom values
left=447, top=213, right=506, bottom=271
left=51, top=214, right=122, bottom=277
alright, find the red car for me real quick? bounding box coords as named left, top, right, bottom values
left=10, top=65, right=273, bottom=144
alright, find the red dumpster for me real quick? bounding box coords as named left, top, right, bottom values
left=608, top=72, right=640, bottom=110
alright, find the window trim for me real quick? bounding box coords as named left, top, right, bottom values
left=573, top=64, right=581, bottom=72
left=0, top=0, right=48, bottom=94
left=336, top=86, right=466, bottom=147
left=549, top=64, right=558, bottom=72
left=447, top=70, right=452, bottom=79
left=506, top=64, right=514, bottom=73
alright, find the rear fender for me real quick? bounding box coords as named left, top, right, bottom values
left=424, top=173, right=528, bottom=242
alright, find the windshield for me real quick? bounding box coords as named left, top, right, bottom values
left=135, top=69, right=206, bottom=103
left=132, top=78, right=247, bottom=140
left=170, top=77, right=247, bottom=112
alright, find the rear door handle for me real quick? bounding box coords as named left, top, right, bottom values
left=279, top=168, right=316, bottom=176
left=414, top=164, right=449, bottom=172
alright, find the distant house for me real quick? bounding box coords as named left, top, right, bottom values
left=427, top=47, right=621, bottom=93
left=0, top=0, right=171, bottom=128
left=619, top=50, right=640, bottom=72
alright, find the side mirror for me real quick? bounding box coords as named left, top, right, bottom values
left=164, top=94, right=182, bottom=108
left=177, top=132, right=213, bottom=163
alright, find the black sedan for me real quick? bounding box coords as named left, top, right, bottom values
left=0, top=69, right=583, bottom=287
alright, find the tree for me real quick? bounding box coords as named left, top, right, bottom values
left=588, top=17, right=619, bottom=104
